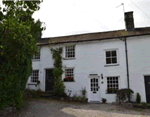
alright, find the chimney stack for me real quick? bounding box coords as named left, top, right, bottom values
left=124, top=11, right=135, bottom=31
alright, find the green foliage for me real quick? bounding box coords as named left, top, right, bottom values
left=136, top=93, right=141, bottom=103
left=102, top=98, right=107, bottom=103
left=116, top=88, right=134, bottom=104
left=51, top=48, right=66, bottom=97
left=23, top=89, right=43, bottom=98
left=0, top=1, right=44, bottom=109
left=141, top=102, right=148, bottom=109
left=107, top=88, right=118, bottom=93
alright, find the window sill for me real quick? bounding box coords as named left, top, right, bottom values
left=63, top=58, right=76, bottom=60
left=104, top=64, right=119, bottom=67
left=32, top=59, right=40, bottom=62
left=63, top=81, right=75, bottom=82
left=27, top=83, right=38, bottom=85
left=106, top=93, right=116, bottom=94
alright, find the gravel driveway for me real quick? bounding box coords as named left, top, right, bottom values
left=7, top=98, right=150, bottom=117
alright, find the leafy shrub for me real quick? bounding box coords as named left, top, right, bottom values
left=23, top=89, right=40, bottom=98
left=136, top=93, right=141, bottom=103
left=116, top=88, right=134, bottom=104
left=102, top=98, right=107, bottom=103
left=141, top=102, right=148, bottom=109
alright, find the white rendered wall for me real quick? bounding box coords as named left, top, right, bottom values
left=26, top=38, right=128, bottom=103
left=127, top=35, right=150, bottom=103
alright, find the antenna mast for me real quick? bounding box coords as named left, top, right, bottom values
left=116, top=3, right=125, bottom=13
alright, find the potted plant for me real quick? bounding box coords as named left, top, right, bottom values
left=107, top=88, right=118, bottom=93
left=64, top=77, right=74, bottom=82
left=102, top=98, right=107, bottom=103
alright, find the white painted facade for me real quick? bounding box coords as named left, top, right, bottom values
left=26, top=35, right=150, bottom=103
left=127, top=35, right=150, bottom=102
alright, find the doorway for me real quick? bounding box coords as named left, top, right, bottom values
left=45, top=69, right=54, bottom=92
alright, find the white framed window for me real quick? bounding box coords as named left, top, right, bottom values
left=33, top=47, right=40, bottom=60
left=107, top=76, right=119, bottom=93
left=64, top=68, right=74, bottom=82
left=105, top=50, right=118, bottom=65
left=65, top=45, right=75, bottom=58
left=31, top=70, right=39, bottom=83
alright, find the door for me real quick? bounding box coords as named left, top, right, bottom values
left=45, top=69, right=54, bottom=91
left=144, top=76, right=150, bottom=103
left=89, top=76, right=100, bottom=102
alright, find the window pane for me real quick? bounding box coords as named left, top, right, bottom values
left=112, top=58, right=117, bottom=63
left=112, top=51, right=116, bottom=56
left=106, top=51, right=111, bottom=57
left=106, top=58, right=111, bottom=64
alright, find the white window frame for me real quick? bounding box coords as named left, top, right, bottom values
left=30, top=70, right=39, bottom=83
left=65, top=45, right=75, bottom=59
left=104, top=49, right=119, bottom=66
left=32, top=47, right=40, bottom=60
left=106, top=76, right=120, bottom=94
left=64, top=68, right=75, bottom=82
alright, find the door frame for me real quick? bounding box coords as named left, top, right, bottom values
left=45, top=68, right=54, bottom=92
left=88, top=74, right=101, bottom=102
left=143, top=74, right=150, bottom=103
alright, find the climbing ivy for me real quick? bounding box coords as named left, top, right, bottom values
left=51, top=47, right=66, bottom=97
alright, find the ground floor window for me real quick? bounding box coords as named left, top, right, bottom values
left=31, top=70, right=39, bottom=83
left=107, top=76, right=119, bottom=93
left=64, top=68, right=74, bottom=82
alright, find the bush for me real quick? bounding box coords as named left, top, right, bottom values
left=102, top=98, right=107, bottom=103
left=141, top=102, right=148, bottom=109
left=116, top=88, right=134, bottom=104
left=23, top=89, right=42, bottom=98
left=80, top=87, right=87, bottom=98
left=136, top=93, right=141, bottom=103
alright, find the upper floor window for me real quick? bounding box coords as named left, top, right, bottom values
left=65, top=45, right=75, bottom=58
left=31, top=70, right=39, bottom=83
left=33, top=47, right=40, bottom=60
left=105, top=50, right=117, bottom=64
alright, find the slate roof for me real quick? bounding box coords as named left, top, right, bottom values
left=37, top=27, right=150, bottom=45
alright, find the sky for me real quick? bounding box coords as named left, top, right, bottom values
left=1, top=0, right=150, bottom=37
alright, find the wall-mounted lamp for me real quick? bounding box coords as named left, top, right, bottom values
left=101, top=74, right=103, bottom=79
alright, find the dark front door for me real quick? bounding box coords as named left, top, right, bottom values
left=45, top=69, right=54, bottom=91
left=144, top=76, right=150, bottom=103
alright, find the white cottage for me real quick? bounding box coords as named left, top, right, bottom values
left=26, top=11, right=150, bottom=103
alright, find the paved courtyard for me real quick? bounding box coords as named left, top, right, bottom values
left=7, top=98, right=150, bottom=117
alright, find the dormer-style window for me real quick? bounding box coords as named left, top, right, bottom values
left=65, top=45, right=75, bottom=58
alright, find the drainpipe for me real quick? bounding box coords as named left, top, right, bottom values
left=124, top=37, right=130, bottom=102
left=125, top=37, right=130, bottom=89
